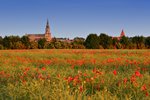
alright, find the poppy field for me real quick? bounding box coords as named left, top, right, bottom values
left=0, top=49, right=150, bottom=99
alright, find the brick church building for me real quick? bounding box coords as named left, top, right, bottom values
left=112, top=30, right=126, bottom=40
left=27, top=20, right=52, bottom=42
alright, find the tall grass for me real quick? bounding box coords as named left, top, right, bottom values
left=0, top=49, right=150, bottom=99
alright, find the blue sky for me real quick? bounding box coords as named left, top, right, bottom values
left=0, top=0, right=150, bottom=39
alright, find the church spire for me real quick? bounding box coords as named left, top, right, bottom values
left=120, top=29, right=125, bottom=37
left=45, top=19, right=52, bottom=41
left=46, top=19, right=50, bottom=29
left=45, top=19, right=50, bottom=34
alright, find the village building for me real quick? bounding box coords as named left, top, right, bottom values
left=27, top=20, right=52, bottom=42
left=112, top=30, right=126, bottom=40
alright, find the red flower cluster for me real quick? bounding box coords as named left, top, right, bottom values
left=113, top=70, right=117, bottom=76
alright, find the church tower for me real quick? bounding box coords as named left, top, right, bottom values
left=120, top=29, right=125, bottom=37
left=45, top=19, right=51, bottom=41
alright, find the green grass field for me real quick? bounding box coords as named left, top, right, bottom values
left=0, top=49, right=150, bottom=100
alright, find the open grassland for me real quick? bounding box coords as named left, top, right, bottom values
left=0, top=49, right=150, bottom=100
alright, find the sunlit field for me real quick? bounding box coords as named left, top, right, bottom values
left=0, top=49, right=150, bottom=99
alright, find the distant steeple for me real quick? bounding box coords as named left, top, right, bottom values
left=120, top=29, right=125, bottom=37
left=45, top=19, right=51, bottom=41
left=45, top=19, right=50, bottom=34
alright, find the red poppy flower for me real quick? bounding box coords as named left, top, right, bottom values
left=145, top=92, right=149, bottom=96
left=41, top=67, right=46, bottom=71
left=123, top=78, right=128, bottom=84
left=141, top=84, right=147, bottom=91
left=113, top=70, right=117, bottom=75
left=79, top=86, right=83, bottom=92
left=135, top=71, right=141, bottom=77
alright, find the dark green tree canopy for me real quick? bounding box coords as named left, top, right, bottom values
left=0, top=36, right=3, bottom=45
left=21, top=36, right=30, bottom=49
left=38, top=38, right=47, bottom=49
left=145, top=36, right=150, bottom=48
left=120, top=36, right=129, bottom=49
left=99, top=33, right=112, bottom=49
left=85, top=34, right=99, bottom=49
left=132, top=36, right=144, bottom=49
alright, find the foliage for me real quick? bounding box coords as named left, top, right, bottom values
left=99, top=33, right=113, bottom=49
left=0, top=36, right=3, bottom=45
left=30, top=41, right=38, bottom=49
left=84, top=34, right=100, bottom=49
left=145, top=36, right=150, bottom=48
left=38, top=38, right=47, bottom=49
left=0, top=34, right=150, bottom=49
left=120, top=36, right=129, bottom=49
left=3, top=36, right=21, bottom=49
left=132, top=36, right=144, bottom=49
left=21, top=36, right=30, bottom=49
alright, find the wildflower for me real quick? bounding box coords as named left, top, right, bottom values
left=145, top=92, right=149, bottom=96
left=123, top=78, right=128, bottom=84
left=25, top=67, right=30, bottom=71
left=66, top=76, right=74, bottom=83
left=86, top=78, right=90, bottom=82
left=130, top=75, right=136, bottom=83
left=22, top=80, right=26, bottom=85
left=79, top=86, right=83, bottom=92
left=141, top=84, right=147, bottom=91
left=23, top=71, right=27, bottom=76
left=71, top=65, right=74, bottom=69
left=41, top=67, right=46, bottom=71
left=113, top=70, right=117, bottom=75
left=38, top=73, right=43, bottom=79
left=135, top=71, right=141, bottom=77
left=83, top=73, right=87, bottom=77
left=57, top=74, right=60, bottom=78
left=92, top=68, right=96, bottom=73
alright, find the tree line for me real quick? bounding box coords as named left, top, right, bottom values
left=0, top=33, right=150, bottom=49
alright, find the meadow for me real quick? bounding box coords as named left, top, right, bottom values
left=0, top=49, right=150, bottom=100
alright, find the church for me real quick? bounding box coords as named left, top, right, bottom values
left=27, top=20, right=52, bottom=42
left=112, top=30, right=126, bottom=40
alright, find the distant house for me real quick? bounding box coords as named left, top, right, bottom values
left=55, top=38, right=73, bottom=43
left=27, top=20, right=52, bottom=42
left=112, top=30, right=126, bottom=40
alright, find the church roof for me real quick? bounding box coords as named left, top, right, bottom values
left=27, top=34, right=45, bottom=37
left=120, top=30, right=125, bottom=37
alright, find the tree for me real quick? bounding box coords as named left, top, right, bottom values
left=0, top=36, right=3, bottom=50
left=21, top=36, right=30, bottom=49
left=38, top=38, right=47, bottom=49
left=0, top=36, right=3, bottom=45
left=30, top=41, right=38, bottom=49
left=60, top=41, right=72, bottom=49
left=3, top=36, right=11, bottom=49
left=72, top=37, right=85, bottom=49
left=132, top=36, right=144, bottom=49
left=120, top=36, right=129, bottom=49
left=46, top=42, right=55, bottom=49
left=99, top=33, right=112, bottom=49
left=15, top=41, right=26, bottom=49
left=9, top=36, right=21, bottom=49
left=3, top=36, right=21, bottom=49
left=145, top=36, right=150, bottom=48
left=84, top=34, right=99, bottom=49
left=73, top=37, right=85, bottom=44
left=54, top=41, right=62, bottom=49
left=112, top=38, right=119, bottom=49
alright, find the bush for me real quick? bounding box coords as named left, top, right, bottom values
left=0, top=44, right=4, bottom=50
